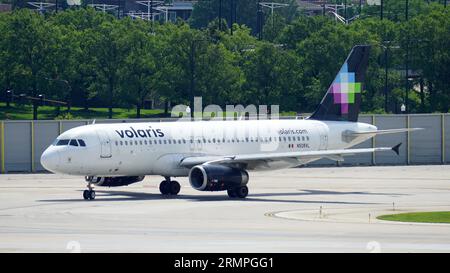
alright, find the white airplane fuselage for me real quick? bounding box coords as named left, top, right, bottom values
left=41, top=119, right=376, bottom=177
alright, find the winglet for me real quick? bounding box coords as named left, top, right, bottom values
left=392, top=143, right=402, bottom=155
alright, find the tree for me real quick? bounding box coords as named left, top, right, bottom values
left=88, top=16, right=125, bottom=118
left=1, top=9, right=60, bottom=118
left=118, top=18, right=162, bottom=118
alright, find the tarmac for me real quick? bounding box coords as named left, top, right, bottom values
left=0, top=165, right=449, bottom=253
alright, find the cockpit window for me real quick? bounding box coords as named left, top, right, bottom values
left=78, top=139, right=86, bottom=147
left=56, top=139, right=70, bottom=146
left=69, top=139, right=78, bottom=146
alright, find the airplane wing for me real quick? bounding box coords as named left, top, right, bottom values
left=179, top=143, right=402, bottom=168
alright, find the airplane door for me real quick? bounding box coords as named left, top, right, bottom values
left=316, top=124, right=328, bottom=150
left=97, top=130, right=112, bottom=158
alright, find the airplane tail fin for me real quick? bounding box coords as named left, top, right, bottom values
left=309, top=45, right=371, bottom=122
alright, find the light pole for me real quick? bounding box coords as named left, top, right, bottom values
left=404, top=0, right=409, bottom=113
left=188, top=38, right=207, bottom=118
left=5, top=89, right=12, bottom=108
left=382, top=44, right=389, bottom=113
left=380, top=41, right=399, bottom=113
left=230, top=0, right=234, bottom=35
left=257, top=0, right=263, bottom=40
left=258, top=2, right=289, bottom=38
left=219, top=0, right=222, bottom=30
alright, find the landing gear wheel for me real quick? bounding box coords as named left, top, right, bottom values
left=159, top=181, right=170, bottom=195
left=83, top=190, right=96, bottom=200
left=227, top=189, right=237, bottom=198
left=89, top=190, right=96, bottom=200
left=169, top=181, right=181, bottom=195
left=83, top=190, right=90, bottom=200
left=235, top=186, right=249, bottom=198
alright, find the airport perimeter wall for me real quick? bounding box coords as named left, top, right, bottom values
left=0, top=114, right=448, bottom=173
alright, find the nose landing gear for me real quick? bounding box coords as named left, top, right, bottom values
left=159, top=177, right=180, bottom=195
left=83, top=189, right=96, bottom=200
left=83, top=176, right=96, bottom=200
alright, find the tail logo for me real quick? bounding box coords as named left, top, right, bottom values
left=330, top=63, right=362, bottom=114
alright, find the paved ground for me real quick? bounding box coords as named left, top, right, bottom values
left=0, top=165, right=449, bottom=253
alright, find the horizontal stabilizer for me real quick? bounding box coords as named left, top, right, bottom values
left=392, top=143, right=402, bottom=156
left=345, top=128, right=423, bottom=137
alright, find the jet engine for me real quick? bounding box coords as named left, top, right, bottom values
left=189, top=164, right=249, bottom=191
left=85, top=176, right=145, bottom=187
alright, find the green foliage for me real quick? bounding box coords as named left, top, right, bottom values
left=378, top=211, right=450, bottom=224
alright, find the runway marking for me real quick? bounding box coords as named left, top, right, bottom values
left=265, top=205, right=450, bottom=226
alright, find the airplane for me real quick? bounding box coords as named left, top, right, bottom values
left=40, top=45, right=420, bottom=200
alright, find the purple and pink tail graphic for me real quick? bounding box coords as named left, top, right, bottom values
left=329, top=63, right=362, bottom=114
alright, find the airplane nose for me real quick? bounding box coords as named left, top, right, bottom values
left=40, top=148, right=60, bottom=172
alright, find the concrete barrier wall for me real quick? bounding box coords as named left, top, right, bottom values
left=0, top=114, right=448, bottom=173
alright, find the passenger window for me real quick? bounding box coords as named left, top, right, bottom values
left=78, top=139, right=86, bottom=147
left=120, top=141, right=123, bottom=145
left=56, top=139, right=70, bottom=146
left=69, top=139, right=78, bottom=146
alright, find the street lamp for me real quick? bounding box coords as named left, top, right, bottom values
left=400, top=103, right=406, bottom=113
left=379, top=41, right=400, bottom=113
left=5, top=89, right=13, bottom=108
left=188, top=38, right=208, bottom=118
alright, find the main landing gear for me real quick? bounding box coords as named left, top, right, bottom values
left=159, top=177, right=181, bottom=195
left=83, top=180, right=96, bottom=200
left=227, top=186, right=249, bottom=198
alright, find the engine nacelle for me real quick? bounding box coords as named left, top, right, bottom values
left=189, top=165, right=249, bottom=191
left=85, top=176, right=145, bottom=187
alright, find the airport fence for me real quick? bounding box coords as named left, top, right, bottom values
left=0, top=114, right=449, bottom=173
